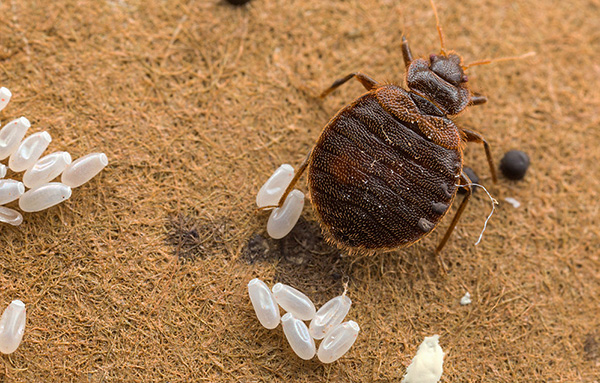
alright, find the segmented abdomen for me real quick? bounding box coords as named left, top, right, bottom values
left=308, top=92, right=462, bottom=250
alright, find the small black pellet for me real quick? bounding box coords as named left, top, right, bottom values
left=458, top=166, right=479, bottom=194
left=225, top=0, right=252, bottom=5
left=500, top=150, right=530, bottom=180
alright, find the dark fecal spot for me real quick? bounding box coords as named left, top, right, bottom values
left=584, top=332, right=600, bottom=361
left=418, top=218, right=434, bottom=232
left=166, top=215, right=231, bottom=262
left=241, top=234, right=272, bottom=264
left=432, top=202, right=448, bottom=215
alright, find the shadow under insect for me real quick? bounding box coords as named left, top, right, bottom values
left=242, top=217, right=350, bottom=305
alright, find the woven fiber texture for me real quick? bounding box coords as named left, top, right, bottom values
left=0, top=0, right=598, bottom=381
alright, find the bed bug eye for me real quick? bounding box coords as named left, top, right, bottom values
left=462, top=74, right=468, bottom=82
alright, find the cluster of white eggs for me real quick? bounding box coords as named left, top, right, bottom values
left=256, top=164, right=304, bottom=239
left=248, top=278, right=359, bottom=363
left=0, top=87, right=108, bottom=225
left=0, top=300, right=26, bottom=355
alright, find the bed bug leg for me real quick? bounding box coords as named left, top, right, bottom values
left=470, top=94, right=488, bottom=106
left=462, top=128, right=497, bottom=183
left=320, top=72, right=379, bottom=99
left=435, top=171, right=472, bottom=264
left=276, top=150, right=311, bottom=206
left=401, top=36, right=413, bottom=69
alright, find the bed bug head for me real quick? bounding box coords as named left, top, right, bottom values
left=406, top=54, right=471, bottom=116
left=402, top=0, right=471, bottom=115
left=405, top=0, right=535, bottom=116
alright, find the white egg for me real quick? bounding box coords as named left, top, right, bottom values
left=0, top=207, right=23, bottom=226
left=248, top=278, right=280, bottom=329
left=402, top=335, right=444, bottom=383
left=0, top=87, right=11, bottom=112
left=266, top=189, right=304, bottom=239
left=0, top=117, right=30, bottom=160
left=23, top=151, right=72, bottom=189
left=61, top=153, right=108, bottom=188
left=317, top=320, right=360, bottom=363
left=0, top=180, right=25, bottom=205
left=309, top=295, right=352, bottom=340
left=0, top=164, right=6, bottom=179
left=18, top=182, right=72, bottom=212
left=256, top=164, right=294, bottom=207
left=272, top=282, right=316, bottom=321
left=281, top=313, right=316, bottom=360
left=9, top=131, right=52, bottom=172
left=0, top=300, right=26, bottom=354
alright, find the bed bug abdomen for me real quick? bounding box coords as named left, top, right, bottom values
left=307, top=89, right=462, bottom=250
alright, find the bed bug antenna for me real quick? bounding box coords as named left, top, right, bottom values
left=429, top=0, right=446, bottom=55
left=464, top=51, right=536, bottom=69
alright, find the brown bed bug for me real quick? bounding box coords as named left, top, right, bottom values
left=264, top=0, right=533, bottom=262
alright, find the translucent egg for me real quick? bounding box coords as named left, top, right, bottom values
left=23, top=151, right=72, bottom=189
left=317, top=320, right=360, bottom=363
left=0, top=207, right=23, bottom=226
left=266, top=190, right=304, bottom=239
left=0, top=117, right=30, bottom=160
left=0, top=300, right=26, bottom=354
left=0, top=179, right=25, bottom=205
left=0, top=87, right=11, bottom=112
left=309, top=295, right=352, bottom=340
left=61, top=153, right=108, bottom=188
left=256, top=164, right=294, bottom=207
left=9, top=131, right=52, bottom=172
left=272, top=282, right=316, bottom=321
left=281, top=313, right=316, bottom=360
left=247, top=278, right=280, bottom=329
left=18, top=182, right=72, bottom=212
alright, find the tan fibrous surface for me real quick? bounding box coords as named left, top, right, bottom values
left=0, top=0, right=598, bottom=381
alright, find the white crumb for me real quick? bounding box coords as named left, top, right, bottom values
left=460, top=292, right=472, bottom=306
left=402, top=335, right=444, bottom=383
left=504, top=197, right=521, bottom=208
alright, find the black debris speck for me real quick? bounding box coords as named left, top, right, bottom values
left=500, top=150, right=530, bottom=180
left=224, top=0, right=252, bottom=6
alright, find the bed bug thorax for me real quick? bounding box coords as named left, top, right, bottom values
left=258, top=0, right=534, bottom=266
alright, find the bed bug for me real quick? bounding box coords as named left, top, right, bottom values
left=261, top=0, right=533, bottom=263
